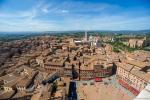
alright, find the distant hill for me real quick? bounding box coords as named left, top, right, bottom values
left=0, top=30, right=150, bottom=42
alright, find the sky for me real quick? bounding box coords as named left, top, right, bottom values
left=0, top=0, right=150, bottom=32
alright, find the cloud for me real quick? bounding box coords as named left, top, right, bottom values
left=61, top=10, right=69, bottom=13
left=42, top=7, right=49, bottom=13
left=0, top=1, right=57, bottom=31
left=0, top=0, right=150, bottom=31
left=0, top=0, right=45, bottom=19
left=1, top=14, right=149, bottom=32
left=0, top=18, right=59, bottom=31
left=41, top=4, right=50, bottom=13
left=0, top=10, right=35, bottom=18
left=56, top=1, right=119, bottom=15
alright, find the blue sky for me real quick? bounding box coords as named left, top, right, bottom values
left=0, top=0, right=150, bottom=31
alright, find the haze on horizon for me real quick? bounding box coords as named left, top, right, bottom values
left=0, top=0, right=150, bottom=32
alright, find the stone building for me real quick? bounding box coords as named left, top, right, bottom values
left=116, top=60, right=150, bottom=96
left=128, top=37, right=147, bottom=48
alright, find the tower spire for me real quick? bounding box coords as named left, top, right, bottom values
left=85, top=30, right=87, bottom=42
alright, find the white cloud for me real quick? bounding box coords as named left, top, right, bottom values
left=42, top=7, right=49, bottom=13
left=0, top=18, right=58, bottom=32
left=0, top=0, right=45, bottom=19
left=61, top=10, right=69, bottom=13
left=41, top=4, right=50, bottom=13
left=0, top=14, right=150, bottom=31
left=0, top=0, right=149, bottom=31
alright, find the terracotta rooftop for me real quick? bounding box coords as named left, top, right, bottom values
left=12, top=91, right=33, bottom=99
left=116, top=62, right=134, bottom=72
left=131, top=67, right=150, bottom=82
left=0, top=73, right=18, bottom=83
left=126, top=59, right=149, bottom=68
left=0, top=91, right=15, bottom=100
left=16, top=77, right=31, bottom=88
left=44, top=61, right=64, bottom=67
